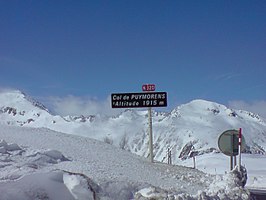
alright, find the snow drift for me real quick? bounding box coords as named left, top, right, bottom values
left=0, top=125, right=250, bottom=199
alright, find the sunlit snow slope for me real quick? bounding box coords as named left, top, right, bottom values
left=0, top=124, right=249, bottom=199
left=0, top=90, right=266, bottom=164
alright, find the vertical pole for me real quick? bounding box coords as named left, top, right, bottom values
left=230, top=132, right=233, bottom=171
left=148, top=107, right=153, bottom=163
left=238, top=128, right=242, bottom=171
left=193, top=154, right=196, bottom=169
left=167, top=147, right=170, bottom=164
left=169, top=149, right=172, bottom=165
left=230, top=156, right=233, bottom=171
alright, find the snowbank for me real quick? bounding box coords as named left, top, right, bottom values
left=135, top=167, right=250, bottom=199
left=0, top=125, right=251, bottom=200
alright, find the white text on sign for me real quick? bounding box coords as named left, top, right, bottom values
left=111, top=92, right=167, bottom=108
left=142, top=84, right=156, bottom=92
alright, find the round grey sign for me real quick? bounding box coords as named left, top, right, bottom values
left=218, top=129, right=245, bottom=156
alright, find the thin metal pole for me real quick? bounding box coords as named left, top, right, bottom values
left=148, top=107, right=153, bottom=163
left=169, top=150, right=172, bottom=165
left=193, top=155, right=196, bottom=169
left=238, top=128, right=242, bottom=171
left=230, top=156, right=233, bottom=171
left=167, top=148, right=170, bottom=164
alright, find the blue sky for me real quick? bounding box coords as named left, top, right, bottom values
left=0, top=1, right=266, bottom=116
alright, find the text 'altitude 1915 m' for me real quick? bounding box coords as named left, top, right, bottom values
left=111, top=92, right=167, bottom=108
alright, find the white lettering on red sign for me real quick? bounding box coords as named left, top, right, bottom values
left=142, top=84, right=156, bottom=91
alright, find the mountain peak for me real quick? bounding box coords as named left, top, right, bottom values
left=0, top=89, right=26, bottom=104
left=179, top=99, right=227, bottom=114
left=0, top=89, right=49, bottom=113
left=188, top=99, right=224, bottom=107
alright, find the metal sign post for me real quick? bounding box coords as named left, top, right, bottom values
left=143, top=84, right=155, bottom=163
left=148, top=107, right=153, bottom=163
left=238, top=128, right=242, bottom=171
left=111, top=84, right=167, bottom=163
left=230, top=156, right=233, bottom=171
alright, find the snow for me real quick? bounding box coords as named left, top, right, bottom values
left=0, top=124, right=250, bottom=199
left=1, top=91, right=265, bottom=160
left=181, top=152, right=266, bottom=190
left=0, top=172, right=77, bottom=200
left=0, top=90, right=266, bottom=199
left=63, top=173, right=95, bottom=200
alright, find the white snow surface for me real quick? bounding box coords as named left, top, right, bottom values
left=0, top=125, right=249, bottom=199
left=0, top=90, right=265, bottom=199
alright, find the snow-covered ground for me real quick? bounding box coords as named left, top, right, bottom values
left=0, top=124, right=250, bottom=199
left=0, top=90, right=265, bottom=199
left=181, top=152, right=266, bottom=189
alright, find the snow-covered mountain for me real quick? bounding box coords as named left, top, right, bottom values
left=0, top=89, right=265, bottom=199
left=1, top=90, right=266, bottom=165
